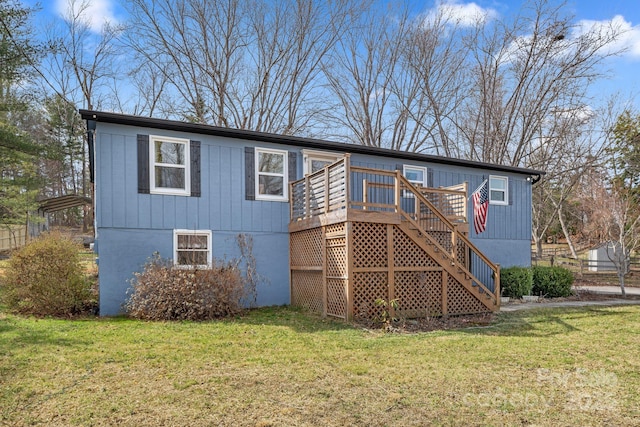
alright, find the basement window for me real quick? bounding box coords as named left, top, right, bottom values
left=173, top=230, right=212, bottom=268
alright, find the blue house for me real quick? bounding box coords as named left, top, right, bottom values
left=80, top=110, right=543, bottom=317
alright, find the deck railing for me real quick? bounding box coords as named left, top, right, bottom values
left=289, top=156, right=500, bottom=297
left=290, top=155, right=349, bottom=221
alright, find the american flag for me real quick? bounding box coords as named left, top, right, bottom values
left=472, top=180, right=489, bottom=234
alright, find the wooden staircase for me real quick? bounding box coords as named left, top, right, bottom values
left=289, top=156, right=500, bottom=319
left=397, top=220, right=496, bottom=311
left=395, top=174, right=499, bottom=310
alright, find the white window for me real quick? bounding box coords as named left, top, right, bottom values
left=403, top=165, right=428, bottom=187
left=173, top=230, right=212, bottom=268
left=150, top=135, right=190, bottom=196
left=489, top=175, right=508, bottom=205
left=302, top=149, right=342, bottom=175
left=402, top=165, right=428, bottom=198
left=256, top=148, right=288, bottom=201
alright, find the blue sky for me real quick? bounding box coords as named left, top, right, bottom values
left=24, top=0, right=640, bottom=109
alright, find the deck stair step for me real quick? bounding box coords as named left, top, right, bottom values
left=397, top=220, right=496, bottom=311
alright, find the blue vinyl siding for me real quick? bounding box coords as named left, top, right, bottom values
left=94, top=122, right=533, bottom=314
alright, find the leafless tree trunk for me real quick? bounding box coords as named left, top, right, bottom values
left=323, top=4, right=472, bottom=153
left=124, top=0, right=362, bottom=133
left=38, top=0, right=120, bottom=231
left=461, top=0, right=623, bottom=167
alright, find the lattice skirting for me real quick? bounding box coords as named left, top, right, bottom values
left=446, top=275, right=488, bottom=315
left=290, top=220, right=492, bottom=320
left=291, top=270, right=323, bottom=314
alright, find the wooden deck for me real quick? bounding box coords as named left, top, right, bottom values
left=289, top=156, right=500, bottom=320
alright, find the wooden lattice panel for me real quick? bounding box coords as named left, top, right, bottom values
left=291, top=270, right=323, bottom=314
left=447, top=276, right=490, bottom=315
left=353, top=271, right=388, bottom=319
left=394, top=271, right=442, bottom=318
left=290, top=228, right=323, bottom=267
left=430, top=230, right=453, bottom=253
left=327, top=278, right=347, bottom=318
left=392, top=226, right=438, bottom=268
left=352, top=222, right=387, bottom=269
left=456, top=242, right=468, bottom=267
left=326, top=239, right=347, bottom=278
left=325, top=223, right=345, bottom=236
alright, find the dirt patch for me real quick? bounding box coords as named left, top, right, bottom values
left=355, top=285, right=640, bottom=333
left=356, top=313, right=496, bottom=334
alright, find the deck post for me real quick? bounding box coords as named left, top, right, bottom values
left=362, top=179, right=368, bottom=210
left=344, top=154, right=351, bottom=209
left=346, top=221, right=354, bottom=320
left=387, top=224, right=396, bottom=318
left=289, top=181, right=293, bottom=220
left=495, top=263, right=501, bottom=308
left=324, top=166, right=330, bottom=214
left=304, top=175, right=310, bottom=219
left=321, top=225, right=327, bottom=317
left=394, top=171, right=401, bottom=213
left=451, top=225, right=458, bottom=260
left=442, top=271, right=448, bottom=317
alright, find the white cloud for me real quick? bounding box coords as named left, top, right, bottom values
left=575, top=15, right=640, bottom=60
left=427, top=0, right=498, bottom=27
left=55, top=0, right=118, bottom=33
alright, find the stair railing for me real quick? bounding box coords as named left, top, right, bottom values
left=395, top=173, right=499, bottom=301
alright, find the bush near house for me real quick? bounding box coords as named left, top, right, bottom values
left=0, top=232, right=97, bottom=316
left=532, top=266, right=574, bottom=298
left=125, top=254, right=246, bottom=321
left=500, top=266, right=533, bottom=298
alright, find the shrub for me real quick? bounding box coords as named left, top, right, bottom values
left=125, top=254, right=246, bottom=321
left=500, top=266, right=533, bottom=298
left=1, top=232, right=96, bottom=316
left=532, top=266, right=574, bottom=298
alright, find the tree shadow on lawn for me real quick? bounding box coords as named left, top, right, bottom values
left=0, top=315, right=95, bottom=349
left=466, top=306, right=633, bottom=338
left=230, top=305, right=358, bottom=334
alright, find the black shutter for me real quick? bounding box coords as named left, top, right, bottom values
left=190, top=140, right=201, bottom=197
left=87, top=120, right=95, bottom=183
left=245, top=147, right=255, bottom=200
left=288, top=151, right=297, bottom=181
left=509, top=178, right=513, bottom=205
left=396, top=163, right=403, bottom=173
left=137, top=134, right=150, bottom=194
left=427, top=168, right=434, bottom=188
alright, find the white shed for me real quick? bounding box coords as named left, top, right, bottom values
left=588, top=242, right=625, bottom=272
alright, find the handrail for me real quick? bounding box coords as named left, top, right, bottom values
left=396, top=173, right=500, bottom=299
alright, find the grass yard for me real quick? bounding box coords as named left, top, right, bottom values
left=1, top=306, right=639, bottom=427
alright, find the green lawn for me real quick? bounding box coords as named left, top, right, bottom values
left=1, top=306, right=639, bottom=426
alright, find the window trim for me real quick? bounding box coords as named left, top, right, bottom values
left=173, top=229, right=212, bottom=269
left=403, top=165, right=428, bottom=187
left=301, top=149, right=342, bottom=175
left=403, top=165, right=428, bottom=198
left=150, top=135, right=191, bottom=196
left=489, top=175, right=508, bottom=205
left=255, top=147, right=288, bottom=201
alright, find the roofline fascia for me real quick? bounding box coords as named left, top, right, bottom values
left=80, top=109, right=546, bottom=177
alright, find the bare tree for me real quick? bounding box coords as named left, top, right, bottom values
left=461, top=0, right=623, bottom=167
left=41, top=0, right=121, bottom=110
left=323, top=4, right=472, bottom=153
left=123, top=0, right=361, bottom=133
left=580, top=172, right=640, bottom=297
left=530, top=95, right=627, bottom=258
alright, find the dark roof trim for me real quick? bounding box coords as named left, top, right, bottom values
left=80, top=110, right=545, bottom=176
